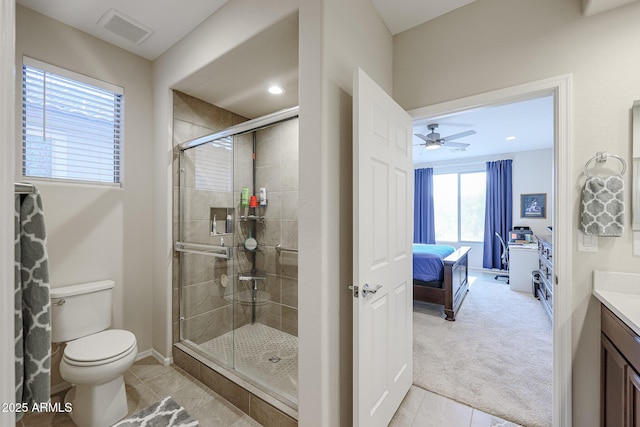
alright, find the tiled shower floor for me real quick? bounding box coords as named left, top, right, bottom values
left=199, top=323, right=298, bottom=404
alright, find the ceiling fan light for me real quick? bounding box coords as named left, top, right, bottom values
left=425, top=143, right=441, bottom=150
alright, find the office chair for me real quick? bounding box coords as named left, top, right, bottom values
left=494, top=231, right=509, bottom=284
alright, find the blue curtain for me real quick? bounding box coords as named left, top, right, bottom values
left=483, top=160, right=513, bottom=269
left=414, top=168, right=436, bottom=244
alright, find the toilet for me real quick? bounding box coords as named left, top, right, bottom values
left=51, top=280, right=137, bottom=427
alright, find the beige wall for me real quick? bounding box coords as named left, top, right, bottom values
left=394, top=1, right=640, bottom=424
left=15, top=5, right=154, bottom=374
left=297, top=0, right=393, bottom=425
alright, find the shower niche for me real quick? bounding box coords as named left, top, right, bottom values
left=172, top=91, right=299, bottom=411
left=209, top=207, right=234, bottom=236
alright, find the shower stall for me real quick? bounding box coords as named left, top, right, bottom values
left=174, top=105, right=299, bottom=408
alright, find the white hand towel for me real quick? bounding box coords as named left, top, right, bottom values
left=581, top=175, right=625, bottom=236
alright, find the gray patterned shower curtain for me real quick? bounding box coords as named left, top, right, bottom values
left=14, top=188, right=51, bottom=419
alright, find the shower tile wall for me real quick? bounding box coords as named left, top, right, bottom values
left=172, top=91, right=247, bottom=345
left=234, top=119, right=299, bottom=336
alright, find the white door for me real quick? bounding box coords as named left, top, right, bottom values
left=353, top=68, right=413, bottom=427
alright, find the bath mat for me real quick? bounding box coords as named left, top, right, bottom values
left=112, top=396, right=199, bottom=426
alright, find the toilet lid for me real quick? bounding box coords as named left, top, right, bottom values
left=64, top=329, right=136, bottom=363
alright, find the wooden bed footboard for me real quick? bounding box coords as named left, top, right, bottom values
left=413, top=246, right=471, bottom=321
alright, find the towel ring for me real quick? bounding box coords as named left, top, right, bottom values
left=583, top=151, right=626, bottom=178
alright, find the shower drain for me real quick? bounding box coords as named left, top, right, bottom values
left=268, top=355, right=281, bottom=363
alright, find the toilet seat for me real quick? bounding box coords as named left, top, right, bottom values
left=64, top=329, right=137, bottom=367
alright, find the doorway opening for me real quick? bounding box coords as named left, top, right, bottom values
left=408, top=75, right=573, bottom=427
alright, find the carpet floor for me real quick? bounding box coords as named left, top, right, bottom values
left=412, top=277, right=552, bottom=427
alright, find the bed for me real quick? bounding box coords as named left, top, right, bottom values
left=413, top=244, right=471, bottom=321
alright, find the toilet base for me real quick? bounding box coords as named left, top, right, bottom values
left=65, top=375, right=129, bottom=427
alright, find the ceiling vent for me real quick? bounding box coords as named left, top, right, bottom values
left=97, top=9, right=154, bottom=45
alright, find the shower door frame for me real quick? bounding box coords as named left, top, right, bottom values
left=175, top=106, right=300, bottom=410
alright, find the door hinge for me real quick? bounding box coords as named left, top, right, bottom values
left=348, top=285, right=358, bottom=298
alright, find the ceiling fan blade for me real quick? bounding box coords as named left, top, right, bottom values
left=441, top=130, right=476, bottom=141
left=414, top=133, right=431, bottom=142
left=441, top=141, right=470, bottom=148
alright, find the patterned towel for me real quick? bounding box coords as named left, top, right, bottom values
left=581, top=175, right=625, bottom=236
left=113, top=396, right=199, bottom=426
left=15, top=188, right=51, bottom=421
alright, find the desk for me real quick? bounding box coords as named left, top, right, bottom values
left=508, top=243, right=538, bottom=294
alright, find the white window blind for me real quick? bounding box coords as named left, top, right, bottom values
left=22, top=57, right=124, bottom=185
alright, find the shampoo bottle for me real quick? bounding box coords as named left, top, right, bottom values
left=259, top=187, right=267, bottom=206
left=241, top=187, right=249, bottom=207
left=226, top=214, right=232, bottom=234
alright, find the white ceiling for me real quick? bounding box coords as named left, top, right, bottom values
left=16, top=0, right=473, bottom=61
left=27, top=0, right=631, bottom=163
left=16, top=0, right=229, bottom=60
left=371, top=0, right=477, bottom=35
left=172, top=12, right=299, bottom=120
left=412, top=95, right=554, bottom=164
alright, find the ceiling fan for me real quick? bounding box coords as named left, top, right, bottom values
left=414, top=123, right=476, bottom=150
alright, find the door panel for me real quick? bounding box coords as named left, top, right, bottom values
left=353, top=67, right=413, bottom=427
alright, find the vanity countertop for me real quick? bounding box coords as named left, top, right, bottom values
left=593, top=270, right=640, bottom=337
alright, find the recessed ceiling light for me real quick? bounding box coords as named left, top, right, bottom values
left=505, top=136, right=517, bottom=141
left=267, top=85, right=284, bottom=95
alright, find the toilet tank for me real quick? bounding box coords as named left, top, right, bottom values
left=50, top=280, right=115, bottom=343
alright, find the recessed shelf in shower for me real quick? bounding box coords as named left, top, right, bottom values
left=210, top=207, right=234, bottom=236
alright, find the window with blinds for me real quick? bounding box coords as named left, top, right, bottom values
left=22, top=57, right=124, bottom=185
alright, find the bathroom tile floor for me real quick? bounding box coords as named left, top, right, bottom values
left=19, top=270, right=520, bottom=427
left=390, top=385, right=522, bottom=427
left=16, top=381, right=521, bottom=427
left=16, top=358, right=521, bottom=427
left=16, top=356, right=260, bottom=427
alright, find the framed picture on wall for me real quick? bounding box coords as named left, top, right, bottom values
left=521, top=193, right=546, bottom=218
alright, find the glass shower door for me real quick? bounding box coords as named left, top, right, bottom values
left=178, top=138, right=236, bottom=368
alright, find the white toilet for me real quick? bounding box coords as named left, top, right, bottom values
left=51, top=280, right=138, bottom=427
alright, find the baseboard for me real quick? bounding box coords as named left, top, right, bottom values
left=135, top=348, right=172, bottom=366
left=135, top=348, right=153, bottom=361
left=152, top=348, right=172, bottom=366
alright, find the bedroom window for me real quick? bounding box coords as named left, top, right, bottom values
left=433, top=171, right=486, bottom=242
left=22, top=57, right=124, bottom=185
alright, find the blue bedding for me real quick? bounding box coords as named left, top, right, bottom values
left=413, top=244, right=456, bottom=282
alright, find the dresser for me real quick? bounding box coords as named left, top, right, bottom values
left=536, top=234, right=553, bottom=320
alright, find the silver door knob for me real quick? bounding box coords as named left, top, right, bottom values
left=362, top=283, right=382, bottom=297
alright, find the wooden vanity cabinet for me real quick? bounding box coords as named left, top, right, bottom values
left=601, top=305, right=640, bottom=426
